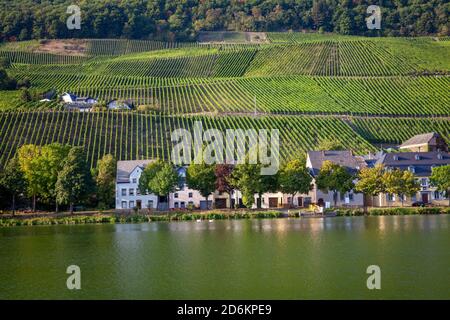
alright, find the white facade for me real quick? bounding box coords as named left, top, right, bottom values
left=116, top=165, right=158, bottom=210
left=115, top=161, right=207, bottom=210
left=62, top=93, right=76, bottom=103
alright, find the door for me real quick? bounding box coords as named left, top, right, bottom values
left=268, top=197, right=278, bottom=208
left=422, top=193, right=429, bottom=203
left=215, top=198, right=227, bottom=209
left=136, top=200, right=142, bottom=210
left=200, top=200, right=212, bottom=210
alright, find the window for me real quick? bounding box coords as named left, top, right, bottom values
left=340, top=193, right=345, bottom=201
left=136, top=188, right=141, bottom=195
left=188, top=192, right=193, bottom=198
left=188, top=201, right=194, bottom=206
left=349, top=193, right=354, bottom=201
left=121, top=201, right=127, bottom=209
left=174, top=193, right=179, bottom=198
left=421, top=178, right=428, bottom=186
left=287, top=197, right=292, bottom=204
left=387, top=194, right=395, bottom=202
left=415, top=154, right=421, bottom=160
left=408, top=166, right=415, bottom=173
left=437, top=153, right=443, bottom=160
left=174, top=202, right=179, bottom=209
left=129, top=188, right=134, bottom=196
left=147, top=200, right=154, bottom=208
left=121, top=189, right=127, bottom=196
left=411, top=194, right=417, bottom=202
left=132, top=178, right=137, bottom=184
left=129, top=201, right=135, bottom=208
left=434, top=191, right=441, bottom=200
left=181, top=202, right=186, bottom=209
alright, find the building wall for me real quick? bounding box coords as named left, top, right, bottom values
left=170, top=186, right=204, bottom=209
left=309, top=179, right=364, bottom=207
left=373, top=177, right=448, bottom=207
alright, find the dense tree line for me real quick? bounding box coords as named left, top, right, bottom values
left=0, top=0, right=448, bottom=42
left=1, top=143, right=448, bottom=213
left=0, top=144, right=116, bottom=214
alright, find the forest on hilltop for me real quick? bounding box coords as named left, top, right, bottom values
left=0, top=0, right=449, bottom=42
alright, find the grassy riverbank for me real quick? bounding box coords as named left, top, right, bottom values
left=0, top=207, right=448, bottom=227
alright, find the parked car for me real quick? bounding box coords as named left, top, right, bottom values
left=411, top=201, right=431, bottom=207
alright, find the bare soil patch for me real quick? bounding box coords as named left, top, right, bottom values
left=34, top=39, right=88, bottom=56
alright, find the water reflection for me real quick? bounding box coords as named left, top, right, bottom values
left=1, top=215, right=449, bottom=299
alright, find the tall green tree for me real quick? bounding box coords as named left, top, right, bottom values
left=56, top=147, right=93, bottom=214
left=39, top=143, right=71, bottom=212
left=383, top=169, right=420, bottom=207
left=94, top=154, right=117, bottom=209
left=228, top=162, right=261, bottom=209
left=18, top=144, right=44, bottom=212
left=256, top=171, right=280, bottom=209
left=0, top=156, right=27, bottom=214
left=186, top=163, right=216, bottom=210
left=279, top=159, right=312, bottom=207
left=139, top=160, right=179, bottom=210
left=316, top=160, right=355, bottom=207
left=355, top=164, right=386, bottom=207
left=430, top=164, right=450, bottom=206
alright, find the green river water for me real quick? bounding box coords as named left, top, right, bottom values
left=0, top=215, right=449, bottom=299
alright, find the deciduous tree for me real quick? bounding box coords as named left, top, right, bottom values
left=430, top=164, right=450, bottom=206
left=316, top=160, right=355, bottom=207
left=187, top=163, right=216, bottom=210
left=56, top=147, right=93, bottom=214
left=279, top=159, right=312, bottom=207
left=0, top=156, right=27, bottom=214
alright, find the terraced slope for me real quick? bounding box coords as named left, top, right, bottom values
left=0, top=35, right=448, bottom=168
left=0, top=111, right=377, bottom=168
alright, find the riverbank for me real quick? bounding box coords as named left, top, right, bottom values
left=0, top=207, right=448, bottom=227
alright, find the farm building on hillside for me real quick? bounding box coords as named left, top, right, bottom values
left=61, top=93, right=98, bottom=112
left=61, top=92, right=78, bottom=103
left=399, top=132, right=448, bottom=152
left=107, top=99, right=133, bottom=110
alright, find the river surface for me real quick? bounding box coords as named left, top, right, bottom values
left=0, top=215, right=449, bottom=299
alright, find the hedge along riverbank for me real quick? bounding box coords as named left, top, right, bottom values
left=335, top=207, right=450, bottom=216
left=0, top=211, right=284, bottom=227
left=0, top=208, right=448, bottom=227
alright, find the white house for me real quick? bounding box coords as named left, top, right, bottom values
left=306, top=150, right=366, bottom=207
left=61, top=92, right=77, bottom=103
left=116, top=160, right=158, bottom=210
left=107, top=99, right=133, bottom=110
left=116, top=160, right=206, bottom=211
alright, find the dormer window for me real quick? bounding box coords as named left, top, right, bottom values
left=408, top=166, right=415, bottom=173
left=437, top=153, right=443, bottom=160
left=393, top=155, right=398, bottom=161
left=415, top=154, right=420, bottom=160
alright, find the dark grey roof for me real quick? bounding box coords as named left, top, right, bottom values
left=400, top=132, right=439, bottom=148
left=377, top=152, right=450, bottom=177
left=307, top=150, right=367, bottom=176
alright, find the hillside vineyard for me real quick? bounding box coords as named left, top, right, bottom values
left=0, top=35, right=448, bottom=168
